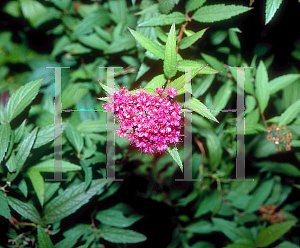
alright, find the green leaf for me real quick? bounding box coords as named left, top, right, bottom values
left=33, top=123, right=67, bottom=149
left=274, top=241, right=300, bottom=248
left=7, top=127, right=39, bottom=182
left=191, top=97, right=219, bottom=123
left=80, top=161, right=92, bottom=189
left=6, top=78, right=44, bottom=123
left=291, top=140, right=300, bottom=147
left=158, top=0, right=178, bottom=14
left=255, top=61, right=269, bottom=113
left=77, top=33, right=108, bottom=50
left=0, top=191, right=11, bottom=219
left=164, top=23, right=177, bottom=79
left=154, top=27, right=168, bottom=43
left=51, top=0, right=71, bottom=11
left=64, top=43, right=91, bottom=55
left=254, top=161, right=300, bottom=177
left=62, top=83, right=89, bottom=109
left=192, top=4, right=251, bottom=23
left=212, top=218, right=239, bottom=241
left=138, top=12, right=186, bottom=26
left=245, top=95, right=256, bottom=114
left=144, top=74, right=167, bottom=89
left=26, top=168, right=45, bottom=206
left=278, top=99, right=300, bottom=126
left=213, top=79, right=233, bottom=117
left=65, top=123, right=84, bottom=155
left=167, top=146, right=183, bottom=172
left=14, top=119, right=26, bottom=143
left=245, top=179, right=274, bottom=213
left=96, top=209, right=143, bottom=228
left=18, top=178, right=28, bottom=198
left=184, top=220, right=218, bottom=234
left=43, top=180, right=109, bottom=224
left=177, top=60, right=219, bottom=74
left=99, top=227, right=147, bottom=244
left=3, top=1, right=21, bottom=18
left=129, top=28, right=164, bottom=59
left=7, top=196, right=45, bottom=226
left=255, top=221, right=297, bottom=247
left=185, top=0, right=206, bottom=13
left=195, top=190, right=222, bottom=218
left=269, top=74, right=300, bottom=95
left=179, top=28, right=207, bottom=49
left=29, top=159, right=81, bottom=172
left=76, top=120, right=107, bottom=133
left=0, top=123, right=11, bottom=163
left=265, top=0, right=283, bottom=24
left=201, top=53, right=225, bottom=75
left=37, top=225, right=55, bottom=248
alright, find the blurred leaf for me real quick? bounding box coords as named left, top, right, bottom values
left=245, top=95, right=256, bottom=114
left=62, top=83, right=89, bottom=109
left=7, top=127, right=38, bottom=182
left=268, top=74, right=300, bottom=95
left=254, top=161, right=300, bottom=177
left=212, top=218, right=240, bottom=241
left=96, top=209, right=143, bottom=228
left=164, top=23, right=177, bottom=79
left=138, top=12, right=186, bottom=26
left=167, top=146, right=183, bottom=172
left=158, top=0, right=179, bottom=14
left=80, top=160, right=92, bottom=189
left=29, top=159, right=81, bottom=172
left=192, top=4, right=251, bottom=23
left=201, top=53, right=226, bottom=75
left=7, top=196, right=45, bottom=226
left=177, top=60, right=218, bottom=74
left=26, top=168, right=45, bottom=206
left=195, top=190, right=222, bottom=217
left=0, top=191, right=10, bottom=219
left=184, top=220, right=218, bottom=234
left=255, top=221, right=297, bottom=247
left=265, top=0, right=283, bottom=24
left=77, top=33, right=108, bottom=50
left=213, top=79, right=233, bottom=117
left=228, top=28, right=241, bottom=49
left=154, top=27, right=168, bottom=42
left=6, top=78, right=43, bottom=123
left=43, top=180, right=109, bottom=224
left=278, top=99, right=300, bottom=126
left=179, top=28, right=207, bottom=49
left=3, top=1, right=21, bottom=17
left=185, top=0, right=206, bottom=12
left=0, top=123, right=11, bottom=164
left=98, top=227, right=147, bottom=244
left=245, top=179, right=274, bottom=213
left=274, top=241, right=300, bottom=248
left=37, top=225, right=55, bottom=248
left=65, top=123, right=84, bottom=155
left=18, top=178, right=28, bottom=198
left=64, top=43, right=91, bottom=55
left=255, top=61, right=269, bottom=113
left=129, top=28, right=164, bottom=59
left=51, top=0, right=71, bottom=11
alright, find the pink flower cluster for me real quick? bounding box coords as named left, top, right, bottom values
left=103, top=87, right=183, bottom=154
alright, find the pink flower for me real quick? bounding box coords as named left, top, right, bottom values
left=165, top=87, right=177, bottom=98
left=103, top=87, right=182, bottom=154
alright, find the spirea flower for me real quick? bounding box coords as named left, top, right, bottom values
left=103, top=87, right=183, bottom=154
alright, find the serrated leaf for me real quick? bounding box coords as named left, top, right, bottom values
left=0, top=191, right=11, bottom=219
left=191, top=97, right=219, bottom=123
left=144, top=74, right=167, bottom=89
left=26, top=168, right=45, bottom=206
left=138, top=12, right=186, bottom=26
left=192, top=4, right=251, bottom=23
left=154, top=27, right=168, bottom=42
left=269, top=74, right=300, bottom=95
left=201, top=53, right=225, bottom=75
left=99, top=227, right=147, bottom=244
left=158, top=0, right=178, bottom=14
left=177, top=60, right=218, bottom=74
left=0, top=123, right=11, bottom=163
left=164, top=23, right=177, bottom=79
left=96, top=209, right=143, bottom=228
left=179, top=28, right=207, bottom=49
left=65, top=123, right=83, bottom=155
left=7, top=196, right=45, bottom=226
left=255, top=61, right=269, bottom=113
left=14, top=119, right=26, bottom=143
left=43, top=180, right=109, bottom=224
left=255, top=221, right=297, bottom=247
left=278, top=99, right=300, bottom=126
left=37, top=225, right=55, bottom=248
left=185, top=0, right=206, bottom=13
left=6, top=78, right=44, bottom=123
left=254, top=161, right=300, bottom=177
left=29, top=159, right=81, bottom=172
left=129, top=28, right=164, bottom=59
left=167, top=147, right=183, bottom=172
left=265, top=0, right=283, bottom=24
left=7, top=127, right=39, bottom=182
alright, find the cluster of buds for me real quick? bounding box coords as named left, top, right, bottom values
left=103, top=86, right=183, bottom=154
left=259, top=204, right=286, bottom=224
left=266, top=124, right=292, bottom=152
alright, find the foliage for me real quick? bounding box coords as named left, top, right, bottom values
left=0, top=0, right=299, bottom=247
